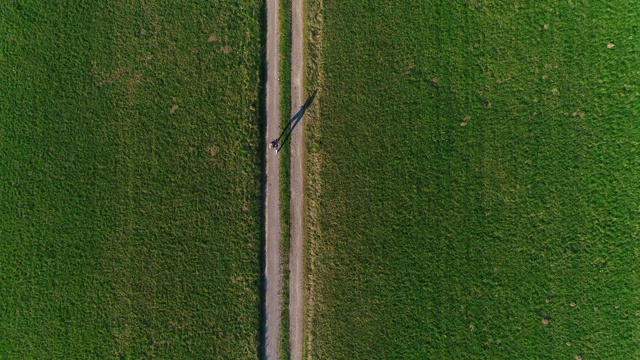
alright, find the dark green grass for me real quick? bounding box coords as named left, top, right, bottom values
left=0, top=2, right=262, bottom=359
left=279, top=0, right=293, bottom=356
left=311, top=1, right=640, bottom=359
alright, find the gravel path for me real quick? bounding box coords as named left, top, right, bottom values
left=264, top=0, right=305, bottom=357
left=289, top=0, right=305, bottom=358
left=264, top=0, right=282, bottom=356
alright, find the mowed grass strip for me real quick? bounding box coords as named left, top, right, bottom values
left=0, top=2, right=262, bottom=358
left=310, top=1, right=640, bottom=359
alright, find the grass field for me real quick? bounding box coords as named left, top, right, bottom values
left=309, top=1, right=640, bottom=358
left=0, top=2, right=263, bottom=358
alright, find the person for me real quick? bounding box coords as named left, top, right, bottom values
left=270, top=139, right=279, bottom=152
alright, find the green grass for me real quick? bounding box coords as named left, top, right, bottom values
left=279, top=0, right=293, bottom=356
left=309, top=1, right=640, bottom=359
left=303, top=0, right=324, bottom=358
left=0, top=2, right=263, bottom=358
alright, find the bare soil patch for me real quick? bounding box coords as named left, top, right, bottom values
left=207, top=145, right=219, bottom=158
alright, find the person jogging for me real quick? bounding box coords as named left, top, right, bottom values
left=271, top=90, right=317, bottom=155
left=270, top=139, right=279, bottom=153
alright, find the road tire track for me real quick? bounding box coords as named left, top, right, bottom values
left=289, top=0, right=305, bottom=358
left=265, top=0, right=282, bottom=357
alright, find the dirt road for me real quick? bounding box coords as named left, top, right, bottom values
left=265, top=0, right=282, bottom=357
left=289, top=0, right=305, bottom=358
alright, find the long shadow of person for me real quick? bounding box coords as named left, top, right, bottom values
left=272, top=90, right=318, bottom=153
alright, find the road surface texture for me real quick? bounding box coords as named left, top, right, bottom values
left=289, top=0, right=305, bottom=358
left=265, top=0, right=282, bottom=357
